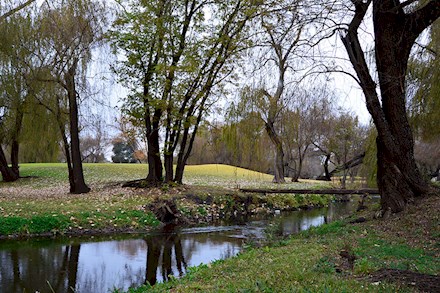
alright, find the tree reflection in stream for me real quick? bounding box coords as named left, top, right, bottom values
left=145, top=226, right=188, bottom=285
left=0, top=200, right=363, bottom=293
left=0, top=227, right=242, bottom=293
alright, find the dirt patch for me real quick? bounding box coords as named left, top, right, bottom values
left=368, top=268, right=440, bottom=293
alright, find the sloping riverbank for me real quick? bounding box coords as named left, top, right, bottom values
left=123, top=194, right=440, bottom=293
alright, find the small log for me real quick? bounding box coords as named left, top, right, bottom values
left=239, top=188, right=379, bottom=195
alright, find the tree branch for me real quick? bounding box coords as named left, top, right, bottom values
left=0, top=0, right=36, bottom=22
left=410, top=0, right=440, bottom=36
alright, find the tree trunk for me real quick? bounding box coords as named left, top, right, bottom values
left=323, top=153, right=331, bottom=181
left=341, top=0, right=438, bottom=213
left=0, top=145, right=19, bottom=182
left=146, top=118, right=163, bottom=186
left=174, top=136, right=187, bottom=185
left=265, top=121, right=285, bottom=183
left=174, top=104, right=204, bottom=184
left=66, top=60, right=90, bottom=194
left=164, top=154, right=173, bottom=183
left=10, top=140, right=19, bottom=176
left=62, top=132, right=75, bottom=193
left=10, top=107, right=23, bottom=177
left=291, top=155, right=302, bottom=182
left=376, top=136, right=415, bottom=212
left=372, top=2, right=431, bottom=211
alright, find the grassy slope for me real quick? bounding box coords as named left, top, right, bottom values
left=0, top=163, right=330, bottom=236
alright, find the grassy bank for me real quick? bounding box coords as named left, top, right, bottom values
left=123, top=195, right=440, bottom=293
left=0, top=163, right=332, bottom=237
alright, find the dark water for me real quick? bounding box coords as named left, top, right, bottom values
left=0, top=200, right=360, bottom=293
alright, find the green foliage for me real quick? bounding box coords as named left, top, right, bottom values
left=108, top=0, right=259, bottom=182
left=28, top=214, right=70, bottom=233
left=300, top=221, right=346, bottom=237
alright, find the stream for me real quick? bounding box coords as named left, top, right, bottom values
left=0, top=200, right=362, bottom=293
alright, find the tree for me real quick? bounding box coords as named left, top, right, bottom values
left=407, top=22, right=440, bottom=181
left=282, top=87, right=331, bottom=182
left=239, top=1, right=310, bottom=183
left=31, top=0, right=106, bottom=193
left=328, top=111, right=365, bottom=188
left=341, top=0, right=440, bottom=213
left=0, top=4, right=37, bottom=181
left=110, top=0, right=257, bottom=186
left=111, top=139, right=136, bottom=163
left=80, top=118, right=108, bottom=163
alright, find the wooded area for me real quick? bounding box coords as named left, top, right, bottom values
left=0, top=0, right=439, bottom=213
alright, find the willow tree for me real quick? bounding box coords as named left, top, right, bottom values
left=341, top=0, right=440, bottom=213
left=408, top=22, right=440, bottom=181
left=0, top=4, right=37, bottom=182
left=110, top=0, right=258, bottom=186
left=31, top=0, right=106, bottom=193
left=408, top=22, right=440, bottom=141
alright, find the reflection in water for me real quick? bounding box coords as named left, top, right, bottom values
left=0, top=201, right=360, bottom=293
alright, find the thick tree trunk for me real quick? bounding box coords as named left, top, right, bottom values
left=372, top=2, right=431, bottom=211
left=66, top=61, right=90, bottom=194
left=341, top=0, right=438, bottom=213
left=376, top=137, right=415, bottom=212
left=0, top=145, right=19, bottom=182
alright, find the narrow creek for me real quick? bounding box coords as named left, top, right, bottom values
left=0, top=200, right=363, bottom=293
